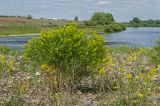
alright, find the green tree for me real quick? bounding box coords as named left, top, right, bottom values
left=133, top=17, right=141, bottom=23
left=26, top=14, right=32, bottom=19
left=91, top=12, right=115, bottom=25
left=74, top=16, right=78, bottom=21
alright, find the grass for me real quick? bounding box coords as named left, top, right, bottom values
left=0, top=25, right=41, bottom=35
left=77, top=25, right=106, bottom=34
left=0, top=24, right=107, bottom=36
left=0, top=17, right=72, bottom=35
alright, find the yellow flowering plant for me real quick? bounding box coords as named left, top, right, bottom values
left=0, top=54, right=14, bottom=76
left=24, top=23, right=108, bottom=80
left=41, top=64, right=58, bottom=92
left=104, top=48, right=160, bottom=105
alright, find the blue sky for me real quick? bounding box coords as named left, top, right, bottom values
left=0, top=0, right=160, bottom=21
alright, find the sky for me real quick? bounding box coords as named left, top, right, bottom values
left=0, top=0, right=160, bottom=22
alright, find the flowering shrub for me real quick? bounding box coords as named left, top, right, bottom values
left=24, top=24, right=108, bottom=79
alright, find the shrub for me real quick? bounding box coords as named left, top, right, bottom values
left=104, top=23, right=126, bottom=33
left=24, top=24, right=108, bottom=80
left=84, top=20, right=96, bottom=26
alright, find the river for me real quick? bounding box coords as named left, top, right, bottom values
left=104, top=27, right=160, bottom=47
left=0, top=27, right=160, bottom=49
left=0, top=36, right=33, bottom=49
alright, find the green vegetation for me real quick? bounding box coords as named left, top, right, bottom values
left=133, top=17, right=141, bottom=23
left=0, top=12, right=126, bottom=36
left=104, top=23, right=126, bottom=33
left=0, top=24, right=40, bottom=35
left=2, top=14, right=160, bottom=36
left=0, top=46, right=12, bottom=54
left=0, top=16, right=71, bottom=35
left=0, top=24, right=160, bottom=105
left=150, top=38, right=160, bottom=65
left=90, top=12, right=115, bottom=25
left=84, top=12, right=126, bottom=33
left=24, top=24, right=108, bottom=83
left=127, top=17, right=160, bottom=27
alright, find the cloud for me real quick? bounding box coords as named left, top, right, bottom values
left=1, top=0, right=160, bottom=21
left=87, top=0, right=109, bottom=6
left=97, top=1, right=109, bottom=6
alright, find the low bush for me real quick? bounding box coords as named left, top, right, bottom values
left=104, top=23, right=126, bottom=33
left=24, top=23, right=108, bottom=82
left=83, top=20, right=96, bottom=26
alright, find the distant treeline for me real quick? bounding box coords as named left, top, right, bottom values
left=0, top=15, right=24, bottom=18
left=0, top=15, right=33, bottom=19
left=126, top=17, right=160, bottom=27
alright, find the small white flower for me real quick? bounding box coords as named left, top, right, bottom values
left=135, top=76, right=138, bottom=79
left=8, top=80, right=13, bottom=84
left=37, top=80, right=40, bottom=83
left=35, top=72, right=41, bottom=76
left=16, top=76, right=21, bottom=79
left=26, top=76, right=31, bottom=80
left=145, top=66, right=150, bottom=70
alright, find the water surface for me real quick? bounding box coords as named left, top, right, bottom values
left=0, top=36, right=33, bottom=49
left=104, top=27, right=160, bottom=47
left=0, top=27, right=160, bottom=49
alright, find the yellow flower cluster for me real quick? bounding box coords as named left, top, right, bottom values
left=40, top=64, right=58, bottom=91
left=0, top=54, right=14, bottom=75
left=127, top=49, right=144, bottom=62
left=136, top=93, right=144, bottom=98
left=41, top=64, right=56, bottom=74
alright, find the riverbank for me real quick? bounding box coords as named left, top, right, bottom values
left=0, top=16, right=126, bottom=36
left=0, top=33, right=39, bottom=37
left=0, top=17, right=71, bottom=35
left=124, top=18, right=160, bottom=27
